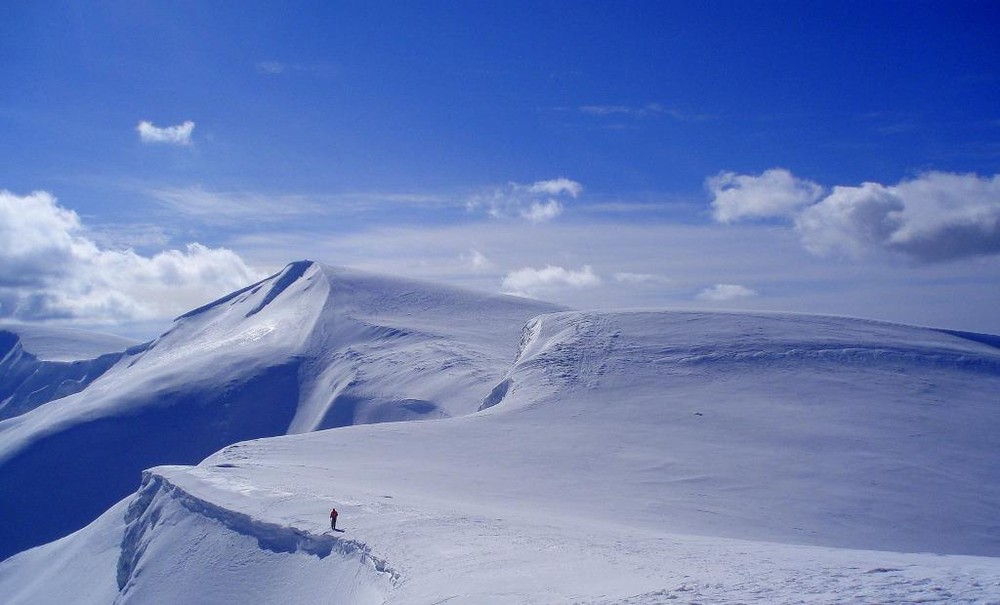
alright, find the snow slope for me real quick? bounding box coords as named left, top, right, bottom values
left=0, top=261, right=560, bottom=560
left=3, top=306, right=998, bottom=603
left=0, top=323, right=137, bottom=362
left=0, top=325, right=137, bottom=421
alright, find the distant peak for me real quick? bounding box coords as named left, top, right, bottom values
left=177, top=260, right=319, bottom=321
left=285, top=259, right=319, bottom=272
left=245, top=261, right=317, bottom=318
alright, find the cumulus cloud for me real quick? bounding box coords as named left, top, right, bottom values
left=468, top=178, right=582, bottom=223
left=711, top=169, right=1000, bottom=263
left=0, top=190, right=81, bottom=285
left=795, top=182, right=904, bottom=258
left=0, top=190, right=262, bottom=323
left=137, top=120, right=195, bottom=145
left=708, top=168, right=825, bottom=223
left=501, top=264, right=600, bottom=297
left=696, top=283, right=759, bottom=301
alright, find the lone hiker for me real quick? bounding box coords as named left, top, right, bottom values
left=330, top=507, right=338, bottom=531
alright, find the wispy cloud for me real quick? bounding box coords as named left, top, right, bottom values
left=0, top=190, right=262, bottom=323
left=460, top=249, right=493, bottom=271
left=255, top=61, right=334, bottom=77
left=709, top=169, right=1000, bottom=263
left=696, top=283, right=758, bottom=301
left=579, top=103, right=707, bottom=122
left=136, top=120, right=195, bottom=145
left=468, top=178, right=582, bottom=224
left=146, top=186, right=326, bottom=226
left=614, top=272, right=672, bottom=285
left=521, top=200, right=563, bottom=224
left=144, top=186, right=461, bottom=229
left=528, top=177, right=583, bottom=197
left=256, top=61, right=288, bottom=75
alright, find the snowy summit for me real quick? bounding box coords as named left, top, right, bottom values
left=1, top=261, right=999, bottom=604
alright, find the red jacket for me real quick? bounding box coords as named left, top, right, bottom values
left=330, top=508, right=338, bottom=518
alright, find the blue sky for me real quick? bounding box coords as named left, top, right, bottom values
left=1, top=1, right=998, bottom=336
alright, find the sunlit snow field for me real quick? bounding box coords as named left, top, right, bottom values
left=2, top=263, right=998, bottom=603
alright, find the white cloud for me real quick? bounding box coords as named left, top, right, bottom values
left=795, top=182, right=904, bottom=258
left=714, top=169, right=1000, bottom=263
left=0, top=190, right=81, bottom=284
left=0, top=190, right=262, bottom=323
left=876, top=172, right=1000, bottom=262
left=521, top=199, right=563, bottom=224
left=696, top=283, right=759, bottom=301
left=501, top=265, right=600, bottom=297
left=469, top=178, right=582, bottom=223
left=460, top=249, right=492, bottom=271
left=614, top=272, right=672, bottom=285
left=708, top=168, right=825, bottom=223
left=137, top=120, right=195, bottom=145
left=528, top=178, right=583, bottom=198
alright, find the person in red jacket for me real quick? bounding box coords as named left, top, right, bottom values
left=330, top=507, right=338, bottom=531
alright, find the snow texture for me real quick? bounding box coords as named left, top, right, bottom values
left=1, top=261, right=999, bottom=603
left=0, top=261, right=559, bottom=559
left=0, top=325, right=137, bottom=420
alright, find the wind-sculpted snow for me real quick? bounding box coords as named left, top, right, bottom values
left=484, top=310, right=1000, bottom=408
left=23, top=307, right=983, bottom=602
left=167, top=310, right=1000, bottom=557
left=115, top=469, right=397, bottom=603
left=3, top=267, right=1000, bottom=602
left=0, top=323, right=138, bottom=362
left=244, top=259, right=315, bottom=318
left=0, top=327, right=135, bottom=421
left=0, top=261, right=559, bottom=560
left=474, top=310, right=1000, bottom=555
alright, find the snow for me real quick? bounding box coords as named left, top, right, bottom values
left=0, top=261, right=560, bottom=559
left=0, top=323, right=137, bottom=362
left=0, top=324, right=136, bottom=421
left=1, top=262, right=999, bottom=603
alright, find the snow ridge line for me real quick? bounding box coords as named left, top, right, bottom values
left=0, top=332, right=130, bottom=421
left=116, top=470, right=401, bottom=595
left=653, top=344, right=1000, bottom=372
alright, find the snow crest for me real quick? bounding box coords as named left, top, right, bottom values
left=0, top=262, right=560, bottom=559
left=0, top=329, right=132, bottom=420
left=4, top=265, right=1000, bottom=603
left=116, top=469, right=399, bottom=600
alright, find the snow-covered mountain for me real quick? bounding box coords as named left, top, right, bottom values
left=2, top=262, right=999, bottom=603
left=0, top=324, right=137, bottom=421
left=0, top=261, right=560, bottom=560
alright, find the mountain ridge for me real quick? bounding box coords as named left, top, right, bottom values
left=0, top=260, right=561, bottom=559
left=1, top=262, right=998, bottom=603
